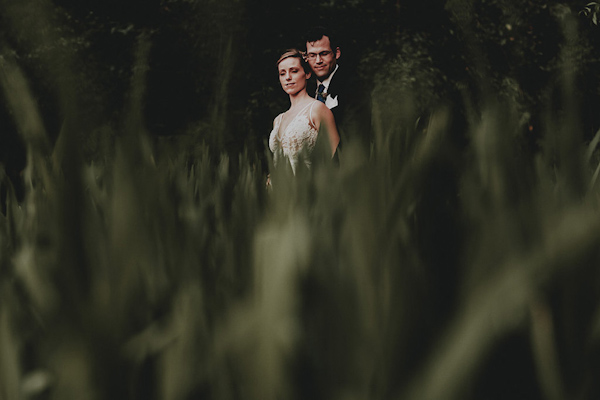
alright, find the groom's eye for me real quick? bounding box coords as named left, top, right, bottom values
left=307, top=51, right=332, bottom=59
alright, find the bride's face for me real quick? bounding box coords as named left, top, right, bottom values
left=278, top=57, right=310, bottom=95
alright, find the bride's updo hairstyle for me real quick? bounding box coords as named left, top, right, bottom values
left=276, top=49, right=311, bottom=74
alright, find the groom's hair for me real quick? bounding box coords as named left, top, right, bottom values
left=304, top=26, right=339, bottom=52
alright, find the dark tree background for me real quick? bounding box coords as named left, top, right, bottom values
left=2, top=0, right=600, bottom=241
left=2, top=0, right=600, bottom=165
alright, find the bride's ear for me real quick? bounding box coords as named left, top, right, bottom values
left=306, top=72, right=311, bottom=80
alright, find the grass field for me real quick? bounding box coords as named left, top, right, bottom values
left=2, top=4, right=600, bottom=400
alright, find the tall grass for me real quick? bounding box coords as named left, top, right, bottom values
left=2, top=4, right=600, bottom=400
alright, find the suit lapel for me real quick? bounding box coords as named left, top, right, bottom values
left=307, top=66, right=344, bottom=99
left=326, top=66, right=344, bottom=98
left=306, top=77, right=317, bottom=98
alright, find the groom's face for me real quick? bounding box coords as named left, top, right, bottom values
left=306, top=35, right=340, bottom=81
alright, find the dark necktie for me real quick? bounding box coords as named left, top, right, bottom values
left=316, top=84, right=326, bottom=103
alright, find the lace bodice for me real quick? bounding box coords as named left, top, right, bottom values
left=269, top=102, right=319, bottom=173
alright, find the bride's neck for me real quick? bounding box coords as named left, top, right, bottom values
left=289, top=90, right=310, bottom=108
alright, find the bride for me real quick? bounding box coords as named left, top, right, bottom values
left=269, top=49, right=340, bottom=174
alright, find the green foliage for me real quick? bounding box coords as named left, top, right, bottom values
left=580, top=1, right=600, bottom=24
left=2, top=1, right=600, bottom=400
left=365, top=33, right=445, bottom=118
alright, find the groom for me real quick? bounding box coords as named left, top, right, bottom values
left=304, top=26, right=371, bottom=148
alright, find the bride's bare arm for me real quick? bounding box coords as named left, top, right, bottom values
left=314, top=103, right=340, bottom=156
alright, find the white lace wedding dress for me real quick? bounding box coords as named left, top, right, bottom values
left=269, top=101, right=319, bottom=174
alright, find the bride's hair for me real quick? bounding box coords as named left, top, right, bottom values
left=276, top=49, right=311, bottom=74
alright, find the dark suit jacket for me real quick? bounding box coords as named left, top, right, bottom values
left=307, top=65, right=372, bottom=148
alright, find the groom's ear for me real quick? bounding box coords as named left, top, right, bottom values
left=335, top=47, right=341, bottom=60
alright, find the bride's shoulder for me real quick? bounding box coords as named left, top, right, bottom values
left=310, top=99, right=331, bottom=115
left=307, top=99, right=324, bottom=109
left=272, top=112, right=284, bottom=126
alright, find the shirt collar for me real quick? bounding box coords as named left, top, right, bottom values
left=317, top=64, right=339, bottom=91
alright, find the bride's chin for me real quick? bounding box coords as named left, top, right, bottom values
left=285, top=88, right=304, bottom=95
